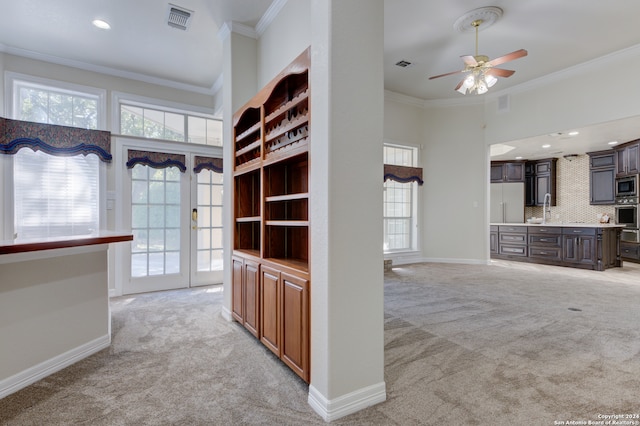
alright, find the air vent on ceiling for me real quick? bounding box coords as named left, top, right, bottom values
left=395, top=60, right=413, bottom=68
left=167, top=4, right=193, bottom=30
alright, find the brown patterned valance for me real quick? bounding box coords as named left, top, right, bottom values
left=193, top=156, right=223, bottom=173
left=384, top=164, right=424, bottom=185
left=0, top=117, right=112, bottom=162
left=126, top=149, right=186, bottom=172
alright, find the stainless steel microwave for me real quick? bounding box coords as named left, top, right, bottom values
left=616, top=175, right=638, bottom=197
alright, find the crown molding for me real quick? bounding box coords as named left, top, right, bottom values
left=0, top=44, right=217, bottom=96
left=256, top=0, right=288, bottom=36
left=218, top=21, right=257, bottom=41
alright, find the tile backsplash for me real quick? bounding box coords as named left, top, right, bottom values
left=525, top=154, right=615, bottom=224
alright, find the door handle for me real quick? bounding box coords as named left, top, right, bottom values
left=192, top=208, right=198, bottom=230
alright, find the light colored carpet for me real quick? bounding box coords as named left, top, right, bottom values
left=1, top=260, right=639, bottom=425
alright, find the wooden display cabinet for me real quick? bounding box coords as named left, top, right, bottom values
left=231, top=48, right=311, bottom=383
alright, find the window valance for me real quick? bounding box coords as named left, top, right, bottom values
left=193, top=156, right=223, bottom=174
left=126, top=149, right=186, bottom=172
left=0, top=117, right=112, bottom=162
left=384, top=164, right=424, bottom=185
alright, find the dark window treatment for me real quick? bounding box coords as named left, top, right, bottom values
left=384, top=164, right=424, bottom=185
left=0, top=117, right=112, bottom=162
left=193, top=156, right=223, bottom=173
left=126, top=149, right=186, bottom=172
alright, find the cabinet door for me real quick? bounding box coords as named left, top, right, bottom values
left=231, top=256, right=244, bottom=322
left=260, top=265, right=280, bottom=356
left=616, top=148, right=626, bottom=175
left=490, top=231, right=498, bottom=254
left=627, top=144, right=640, bottom=174
left=243, top=259, right=260, bottom=338
left=281, top=272, right=310, bottom=382
left=525, top=175, right=535, bottom=206
left=490, top=164, right=504, bottom=182
left=535, top=174, right=551, bottom=206
left=504, top=163, right=525, bottom=182
left=562, top=235, right=596, bottom=265
left=590, top=168, right=615, bottom=205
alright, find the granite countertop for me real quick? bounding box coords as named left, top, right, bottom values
left=491, top=222, right=625, bottom=228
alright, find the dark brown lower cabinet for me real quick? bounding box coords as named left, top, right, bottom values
left=260, top=265, right=280, bottom=355
left=233, top=254, right=310, bottom=383
left=281, top=272, right=309, bottom=381
left=232, top=256, right=260, bottom=338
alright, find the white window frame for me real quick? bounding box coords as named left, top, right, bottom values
left=112, top=92, right=221, bottom=146
left=2, top=73, right=107, bottom=240
left=383, top=142, right=420, bottom=256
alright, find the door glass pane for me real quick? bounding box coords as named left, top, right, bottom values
left=131, top=164, right=181, bottom=277
left=196, top=169, right=223, bottom=272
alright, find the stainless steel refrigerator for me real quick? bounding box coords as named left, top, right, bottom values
left=490, top=182, right=524, bottom=223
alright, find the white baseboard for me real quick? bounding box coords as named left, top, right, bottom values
left=308, top=381, right=386, bottom=422
left=0, top=334, right=110, bottom=399
left=221, top=306, right=233, bottom=322
left=420, top=257, right=489, bottom=266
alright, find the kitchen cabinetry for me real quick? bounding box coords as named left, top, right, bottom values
left=232, top=48, right=311, bottom=383
left=528, top=226, right=562, bottom=261
left=562, top=227, right=596, bottom=266
left=491, top=161, right=525, bottom=183
left=490, top=225, right=498, bottom=254
left=588, top=150, right=616, bottom=205
left=497, top=225, right=528, bottom=257
left=491, top=224, right=622, bottom=271
left=525, top=159, right=557, bottom=206
left=616, top=140, right=640, bottom=176
left=620, top=241, right=640, bottom=262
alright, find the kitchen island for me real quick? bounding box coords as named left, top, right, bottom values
left=490, top=223, right=624, bottom=271
left=0, top=232, right=132, bottom=398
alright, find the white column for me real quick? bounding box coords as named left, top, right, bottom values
left=220, top=24, right=258, bottom=320
left=308, top=0, right=386, bottom=421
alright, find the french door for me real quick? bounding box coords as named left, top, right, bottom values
left=120, top=143, right=223, bottom=295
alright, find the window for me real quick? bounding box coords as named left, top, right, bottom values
left=14, top=150, right=99, bottom=239
left=120, top=103, right=222, bottom=146
left=7, top=75, right=105, bottom=239
left=384, top=144, right=418, bottom=252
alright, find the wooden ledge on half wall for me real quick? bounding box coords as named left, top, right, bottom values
left=0, top=231, right=133, bottom=255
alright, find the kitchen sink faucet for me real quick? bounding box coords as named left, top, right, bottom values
left=542, top=193, right=551, bottom=224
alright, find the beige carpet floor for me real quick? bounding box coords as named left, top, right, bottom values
left=1, top=260, right=639, bottom=425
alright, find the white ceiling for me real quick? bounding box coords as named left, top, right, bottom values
left=2, top=0, right=640, bottom=159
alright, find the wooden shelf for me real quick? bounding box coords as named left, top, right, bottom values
left=265, top=193, right=309, bottom=202
left=265, top=220, right=309, bottom=227
left=234, top=248, right=260, bottom=259
left=235, top=140, right=261, bottom=158
left=265, top=115, right=308, bottom=144
left=264, top=257, right=309, bottom=274
left=235, top=122, right=261, bottom=143
left=265, top=90, right=309, bottom=124
left=236, top=216, right=261, bottom=223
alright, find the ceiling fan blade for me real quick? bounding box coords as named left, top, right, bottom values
left=487, top=49, right=528, bottom=67
left=461, top=55, right=478, bottom=67
left=487, top=68, right=515, bottom=78
left=454, top=79, right=466, bottom=94
left=428, top=69, right=464, bottom=80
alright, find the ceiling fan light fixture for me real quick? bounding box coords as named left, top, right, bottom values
left=463, top=74, right=475, bottom=88
left=485, top=74, right=498, bottom=87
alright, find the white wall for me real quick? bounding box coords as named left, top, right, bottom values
left=484, top=46, right=640, bottom=145
left=422, top=103, right=488, bottom=263
left=257, top=0, right=311, bottom=88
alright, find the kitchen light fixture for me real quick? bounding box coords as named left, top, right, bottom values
left=608, top=141, right=619, bottom=145
left=568, top=131, right=579, bottom=136
left=92, top=19, right=111, bottom=30
left=542, top=144, right=551, bottom=148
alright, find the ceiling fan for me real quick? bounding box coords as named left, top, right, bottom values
left=429, top=17, right=527, bottom=95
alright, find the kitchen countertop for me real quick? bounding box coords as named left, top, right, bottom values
left=491, top=223, right=625, bottom=228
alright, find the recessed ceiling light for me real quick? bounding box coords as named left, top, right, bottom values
left=515, top=156, right=523, bottom=160
left=568, top=131, right=579, bottom=136
left=542, top=144, right=551, bottom=148
left=608, top=141, right=619, bottom=145
left=92, top=19, right=111, bottom=30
